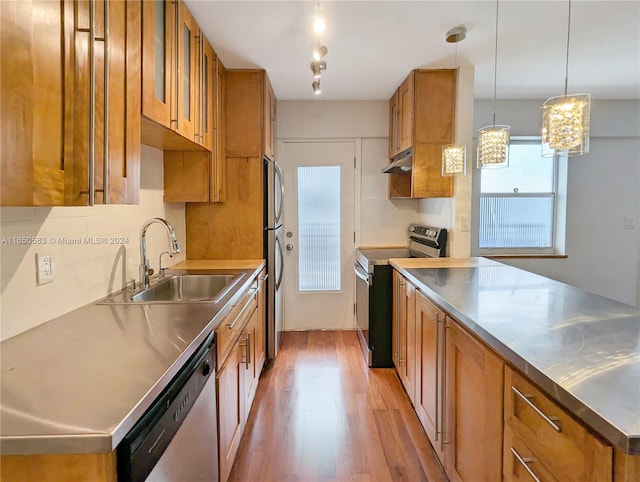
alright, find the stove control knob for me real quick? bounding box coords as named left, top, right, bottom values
left=409, top=225, right=416, bottom=233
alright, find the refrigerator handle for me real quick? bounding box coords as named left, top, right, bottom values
left=274, top=161, right=284, bottom=225
left=275, top=233, right=285, bottom=290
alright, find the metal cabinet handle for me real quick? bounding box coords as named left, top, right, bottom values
left=441, top=320, right=451, bottom=450
left=511, top=386, right=562, bottom=433
left=88, top=0, right=96, bottom=206
left=103, top=0, right=110, bottom=203
left=510, top=447, right=542, bottom=482
left=239, top=333, right=251, bottom=369
left=434, top=312, right=441, bottom=442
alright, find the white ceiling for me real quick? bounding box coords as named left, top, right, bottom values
left=185, top=0, right=640, bottom=101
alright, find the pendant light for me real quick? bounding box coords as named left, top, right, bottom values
left=541, top=0, right=590, bottom=157
left=477, top=0, right=510, bottom=169
left=442, top=26, right=467, bottom=176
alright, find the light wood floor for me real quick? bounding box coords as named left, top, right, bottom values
left=229, top=330, right=447, bottom=482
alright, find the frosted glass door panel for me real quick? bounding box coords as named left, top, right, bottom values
left=297, top=166, right=341, bottom=291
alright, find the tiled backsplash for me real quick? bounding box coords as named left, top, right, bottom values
left=0, top=146, right=186, bottom=341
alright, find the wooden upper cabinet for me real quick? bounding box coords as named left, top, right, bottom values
left=226, top=69, right=276, bottom=158
left=163, top=56, right=225, bottom=203
left=397, top=75, right=414, bottom=153
left=1, top=0, right=140, bottom=206
left=175, top=2, right=198, bottom=142
left=389, top=91, right=399, bottom=158
left=141, top=0, right=212, bottom=152
left=264, top=76, right=276, bottom=160
left=386, top=69, right=456, bottom=199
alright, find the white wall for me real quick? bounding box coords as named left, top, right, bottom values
left=0, top=146, right=187, bottom=340
left=472, top=100, right=640, bottom=307
left=276, top=100, right=423, bottom=247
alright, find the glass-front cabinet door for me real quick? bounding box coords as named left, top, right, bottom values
left=176, top=1, right=199, bottom=142
left=141, top=0, right=173, bottom=129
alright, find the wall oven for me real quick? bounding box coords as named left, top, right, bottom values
left=355, top=225, right=447, bottom=367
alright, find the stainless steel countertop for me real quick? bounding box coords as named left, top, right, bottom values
left=393, top=260, right=640, bottom=455
left=0, top=263, right=264, bottom=455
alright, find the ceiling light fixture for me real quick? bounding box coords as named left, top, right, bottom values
left=313, top=45, right=328, bottom=61
left=541, top=0, right=590, bottom=157
left=310, top=61, right=326, bottom=79
left=477, top=0, right=510, bottom=169
left=314, top=17, right=325, bottom=33
left=312, top=80, right=322, bottom=95
left=442, top=26, right=467, bottom=176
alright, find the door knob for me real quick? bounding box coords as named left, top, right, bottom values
left=286, top=244, right=294, bottom=251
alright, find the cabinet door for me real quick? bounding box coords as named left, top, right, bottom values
left=141, top=0, right=173, bottom=128
left=103, top=0, right=140, bottom=204
left=264, top=76, right=276, bottom=160
left=255, top=269, right=268, bottom=372
left=1, top=0, right=68, bottom=205
left=388, top=90, right=399, bottom=158
left=241, top=309, right=259, bottom=414
left=415, top=291, right=444, bottom=462
left=393, top=272, right=416, bottom=402
left=175, top=1, right=198, bottom=142
left=197, top=37, right=216, bottom=152
left=211, top=58, right=227, bottom=202
left=414, top=70, right=456, bottom=144
left=397, top=74, right=414, bottom=153
left=217, top=342, right=245, bottom=482
left=444, top=318, right=504, bottom=482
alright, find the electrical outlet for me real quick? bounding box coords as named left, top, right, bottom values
left=623, top=217, right=636, bottom=229
left=36, top=254, right=56, bottom=284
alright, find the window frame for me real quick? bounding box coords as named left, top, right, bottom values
left=476, top=137, right=563, bottom=256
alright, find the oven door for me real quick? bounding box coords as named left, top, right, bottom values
left=354, top=261, right=372, bottom=366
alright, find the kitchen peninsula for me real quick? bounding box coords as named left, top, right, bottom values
left=390, top=257, right=640, bottom=482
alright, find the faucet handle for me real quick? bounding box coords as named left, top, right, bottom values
left=159, top=251, right=173, bottom=279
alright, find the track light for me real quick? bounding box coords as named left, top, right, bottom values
left=313, top=45, right=328, bottom=61
left=310, top=61, right=326, bottom=79
left=312, top=80, right=322, bottom=95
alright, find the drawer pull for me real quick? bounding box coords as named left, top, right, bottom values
left=512, top=386, right=561, bottom=433
left=511, top=447, right=541, bottom=482
left=226, top=289, right=257, bottom=330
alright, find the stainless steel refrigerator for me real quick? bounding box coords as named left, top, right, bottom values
left=264, top=156, right=284, bottom=359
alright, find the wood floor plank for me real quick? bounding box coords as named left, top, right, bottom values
left=228, top=330, right=446, bottom=482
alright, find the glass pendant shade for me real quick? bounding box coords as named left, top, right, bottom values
left=477, top=125, right=510, bottom=168
left=442, top=144, right=466, bottom=176
left=541, top=93, right=590, bottom=157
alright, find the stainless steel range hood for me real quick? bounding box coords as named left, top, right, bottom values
left=381, top=148, right=413, bottom=174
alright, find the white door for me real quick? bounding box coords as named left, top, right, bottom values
left=281, top=141, right=356, bottom=330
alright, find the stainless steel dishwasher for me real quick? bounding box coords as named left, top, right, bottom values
left=117, top=332, right=218, bottom=482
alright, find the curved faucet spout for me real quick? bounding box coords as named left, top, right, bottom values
left=139, top=218, right=181, bottom=289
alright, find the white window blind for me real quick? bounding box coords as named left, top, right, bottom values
left=297, top=166, right=341, bottom=291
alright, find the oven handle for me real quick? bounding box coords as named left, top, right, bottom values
left=354, top=263, right=372, bottom=286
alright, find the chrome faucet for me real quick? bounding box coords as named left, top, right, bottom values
left=139, top=218, right=181, bottom=289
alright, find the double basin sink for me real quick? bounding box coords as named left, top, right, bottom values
left=98, top=271, right=247, bottom=304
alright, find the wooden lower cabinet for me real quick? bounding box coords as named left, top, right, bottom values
left=414, top=290, right=444, bottom=461
left=217, top=339, right=245, bottom=482
left=504, top=367, right=612, bottom=482
left=444, top=317, right=504, bottom=482
left=0, top=452, right=117, bottom=482
left=392, top=270, right=416, bottom=402
left=216, top=272, right=265, bottom=482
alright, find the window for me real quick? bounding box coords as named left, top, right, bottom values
left=297, top=166, right=341, bottom=291
left=478, top=138, right=565, bottom=253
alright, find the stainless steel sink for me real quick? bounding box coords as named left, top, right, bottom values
left=98, top=272, right=246, bottom=304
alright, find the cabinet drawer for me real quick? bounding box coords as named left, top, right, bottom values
left=505, top=368, right=612, bottom=482
left=216, top=288, right=258, bottom=370
left=504, top=425, right=559, bottom=482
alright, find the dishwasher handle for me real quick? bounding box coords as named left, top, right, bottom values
left=354, top=263, right=372, bottom=286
